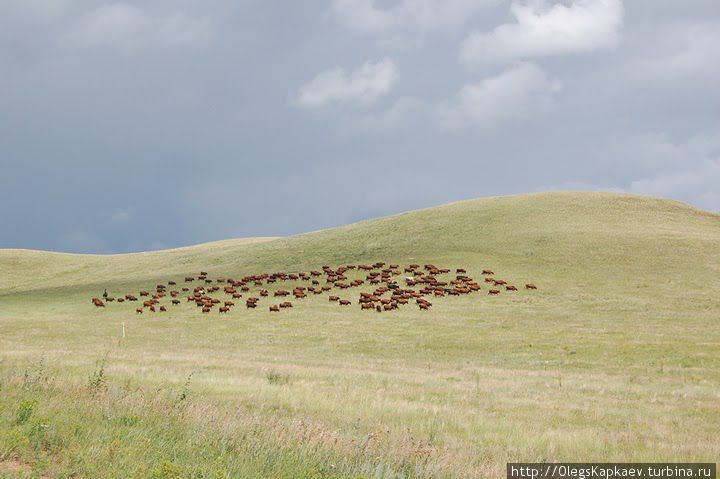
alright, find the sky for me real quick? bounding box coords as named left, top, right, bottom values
left=1, top=0, right=719, bottom=253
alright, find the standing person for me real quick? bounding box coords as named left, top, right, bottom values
left=102, top=289, right=108, bottom=300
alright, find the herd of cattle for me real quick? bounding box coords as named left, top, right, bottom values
left=91, top=262, right=537, bottom=315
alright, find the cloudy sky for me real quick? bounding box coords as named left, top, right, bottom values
left=1, top=0, right=719, bottom=253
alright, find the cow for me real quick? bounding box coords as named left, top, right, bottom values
left=280, top=302, right=292, bottom=308
left=361, top=303, right=374, bottom=310
left=482, top=269, right=494, bottom=275
left=136, top=308, right=143, bottom=314
left=219, top=307, right=229, bottom=313
left=506, top=285, right=518, bottom=291
left=172, top=299, right=181, bottom=305
left=269, top=305, right=280, bottom=312
left=488, top=289, right=500, bottom=295
left=329, top=296, right=339, bottom=302
left=339, top=299, right=351, bottom=306
left=92, top=298, right=105, bottom=307
left=159, top=306, right=167, bottom=312
left=525, top=283, right=538, bottom=290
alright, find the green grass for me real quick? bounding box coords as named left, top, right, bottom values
left=1, top=192, right=719, bottom=478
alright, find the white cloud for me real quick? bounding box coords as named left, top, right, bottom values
left=644, top=23, right=720, bottom=78
left=539, top=132, right=720, bottom=212
left=63, top=3, right=212, bottom=51
left=626, top=158, right=720, bottom=211
left=460, top=0, right=623, bottom=66
left=349, top=97, right=429, bottom=130
left=438, top=62, right=561, bottom=129
left=296, top=58, right=399, bottom=109
left=327, top=0, right=497, bottom=44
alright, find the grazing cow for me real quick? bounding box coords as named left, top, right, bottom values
left=456, top=268, right=466, bottom=274
left=185, top=277, right=194, bottom=282
left=525, top=283, right=538, bottom=290
left=202, top=307, right=211, bottom=313
left=339, top=299, right=351, bottom=306
left=149, top=306, right=156, bottom=312
left=493, top=279, right=507, bottom=286
left=92, top=298, right=105, bottom=307
left=329, top=296, right=339, bottom=301
left=488, top=289, right=500, bottom=295
left=159, top=306, right=167, bottom=312
left=418, top=303, right=430, bottom=310
left=136, top=308, right=143, bottom=314
left=482, top=269, right=494, bottom=275
left=269, top=305, right=280, bottom=312
left=168, top=281, right=176, bottom=286
left=280, top=302, right=292, bottom=308
left=219, top=307, right=229, bottom=313
left=361, top=303, right=374, bottom=310
left=172, top=299, right=181, bottom=305
left=140, top=291, right=149, bottom=297
left=506, top=285, right=518, bottom=291
left=224, top=301, right=234, bottom=307
left=117, top=298, right=125, bottom=303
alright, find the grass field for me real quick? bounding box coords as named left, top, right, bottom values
left=1, top=191, right=719, bottom=478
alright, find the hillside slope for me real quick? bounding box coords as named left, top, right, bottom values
left=2, top=191, right=718, bottom=294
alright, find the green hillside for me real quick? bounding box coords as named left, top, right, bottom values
left=1, top=192, right=719, bottom=478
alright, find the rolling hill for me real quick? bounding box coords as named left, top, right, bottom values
left=1, top=192, right=719, bottom=478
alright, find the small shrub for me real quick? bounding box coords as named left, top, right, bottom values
left=14, top=399, right=38, bottom=425
left=177, top=372, right=194, bottom=403
left=265, top=370, right=290, bottom=386
left=150, top=460, right=184, bottom=479
left=88, top=355, right=108, bottom=394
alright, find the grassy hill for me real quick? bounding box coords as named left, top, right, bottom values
left=1, top=192, right=719, bottom=478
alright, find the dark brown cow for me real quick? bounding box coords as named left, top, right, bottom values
left=488, top=289, right=500, bottom=295
left=482, top=269, right=494, bottom=275
left=525, top=283, right=538, bottom=290
left=506, top=285, right=518, bottom=291
left=269, top=305, right=280, bottom=312
left=339, top=299, right=351, bottom=306
left=136, top=308, right=143, bottom=314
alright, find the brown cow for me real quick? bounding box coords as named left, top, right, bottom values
left=269, top=305, right=280, bottom=312
left=506, top=285, right=518, bottom=291
left=482, top=269, right=494, bottom=275
left=339, top=299, right=351, bottom=306
left=488, top=289, right=500, bottom=295
left=172, top=299, right=181, bottom=305
left=279, top=302, right=292, bottom=308
left=329, top=296, right=339, bottom=301
left=136, top=308, right=143, bottom=314
left=525, top=283, right=538, bottom=290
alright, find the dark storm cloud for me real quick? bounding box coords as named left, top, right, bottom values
left=1, top=0, right=718, bottom=253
